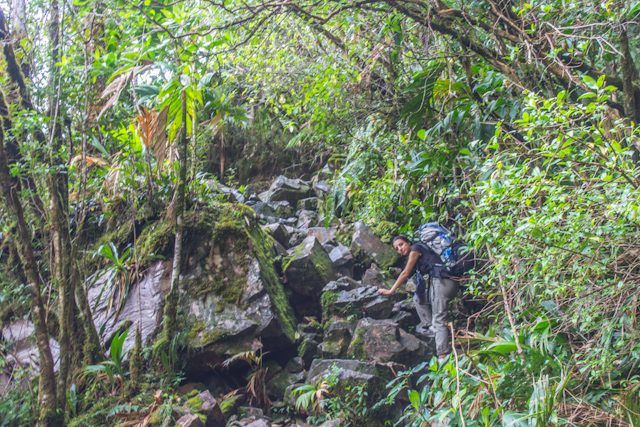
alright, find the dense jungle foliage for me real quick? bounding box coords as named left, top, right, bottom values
left=0, top=0, right=639, bottom=425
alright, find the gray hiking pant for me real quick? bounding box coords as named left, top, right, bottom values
left=413, top=277, right=458, bottom=356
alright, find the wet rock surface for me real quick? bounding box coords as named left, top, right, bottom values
left=324, top=286, right=397, bottom=320
left=88, top=260, right=169, bottom=355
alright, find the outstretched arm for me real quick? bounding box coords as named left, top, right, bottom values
left=378, top=251, right=420, bottom=295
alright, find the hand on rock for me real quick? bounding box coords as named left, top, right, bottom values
left=378, top=288, right=394, bottom=296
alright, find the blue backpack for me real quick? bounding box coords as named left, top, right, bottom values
left=417, top=222, right=475, bottom=277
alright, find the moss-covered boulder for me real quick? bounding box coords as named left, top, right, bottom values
left=319, top=319, right=356, bottom=358
left=87, top=203, right=297, bottom=371
left=283, top=236, right=336, bottom=298
left=184, top=390, right=225, bottom=427
left=180, top=204, right=297, bottom=371
left=346, top=318, right=431, bottom=366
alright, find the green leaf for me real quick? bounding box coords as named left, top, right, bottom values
left=477, top=340, right=519, bottom=355
left=408, top=389, right=421, bottom=410
left=582, top=75, right=598, bottom=90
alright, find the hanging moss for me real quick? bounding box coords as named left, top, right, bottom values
left=245, top=223, right=298, bottom=342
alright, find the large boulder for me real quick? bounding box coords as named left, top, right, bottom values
left=347, top=318, right=430, bottom=366
left=252, top=200, right=294, bottom=219
left=328, top=244, right=354, bottom=277
left=305, top=227, right=336, bottom=245
left=361, top=264, right=389, bottom=288
left=266, top=176, right=314, bottom=204
left=262, top=223, right=291, bottom=248
left=297, top=197, right=319, bottom=211
left=0, top=319, right=60, bottom=377
left=306, top=359, right=399, bottom=410
left=283, top=236, right=336, bottom=298
left=176, top=205, right=297, bottom=371
left=350, top=222, right=397, bottom=268
left=267, top=368, right=305, bottom=400
left=391, top=299, right=420, bottom=330
left=296, top=210, right=318, bottom=229
left=319, top=319, right=356, bottom=357
left=322, top=286, right=397, bottom=321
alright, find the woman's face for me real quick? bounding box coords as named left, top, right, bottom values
left=393, top=239, right=411, bottom=257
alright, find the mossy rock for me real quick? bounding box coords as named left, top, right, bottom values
left=283, top=236, right=336, bottom=298
left=179, top=203, right=297, bottom=357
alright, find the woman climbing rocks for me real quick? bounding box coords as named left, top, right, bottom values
left=378, top=235, right=458, bottom=359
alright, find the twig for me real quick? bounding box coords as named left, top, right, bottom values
left=450, top=322, right=466, bottom=427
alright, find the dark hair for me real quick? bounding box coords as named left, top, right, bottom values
left=392, top=235, right=411, bottom=245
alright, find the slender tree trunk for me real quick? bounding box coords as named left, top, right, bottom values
left=0, top=111, right=60, bottom=425
left=620, top=27, right=639, bottom=123
left=47, top=0, right=77, bottom=410
left=161, top=91, right=188, bottom=345
left=73, top=259, right=102, bottom=364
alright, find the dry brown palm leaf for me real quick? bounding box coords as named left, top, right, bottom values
left=135, top=107, right=169, bottom=164
left=222, top=350, right=260, bottom=369
left=315, top=379, right=330, bottom=404
left=97, top=65, right=148, bottom=120
left=103, top=159, right=123, bottom=198
left=247, top=367, right=270, bottom=409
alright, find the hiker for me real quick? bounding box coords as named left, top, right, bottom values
left=378, top=235, right=458, bottom=359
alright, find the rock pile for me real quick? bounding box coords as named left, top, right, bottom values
left=0, top=174, right=435, bottom=426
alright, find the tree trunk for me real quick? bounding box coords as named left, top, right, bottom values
left=160, top=91, right=188, bottom=347
left=0, top=113, right=60, bottom=425
left=47, top=0, right=78, bottom=410
left=620, top=27, right=639, bottom=123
